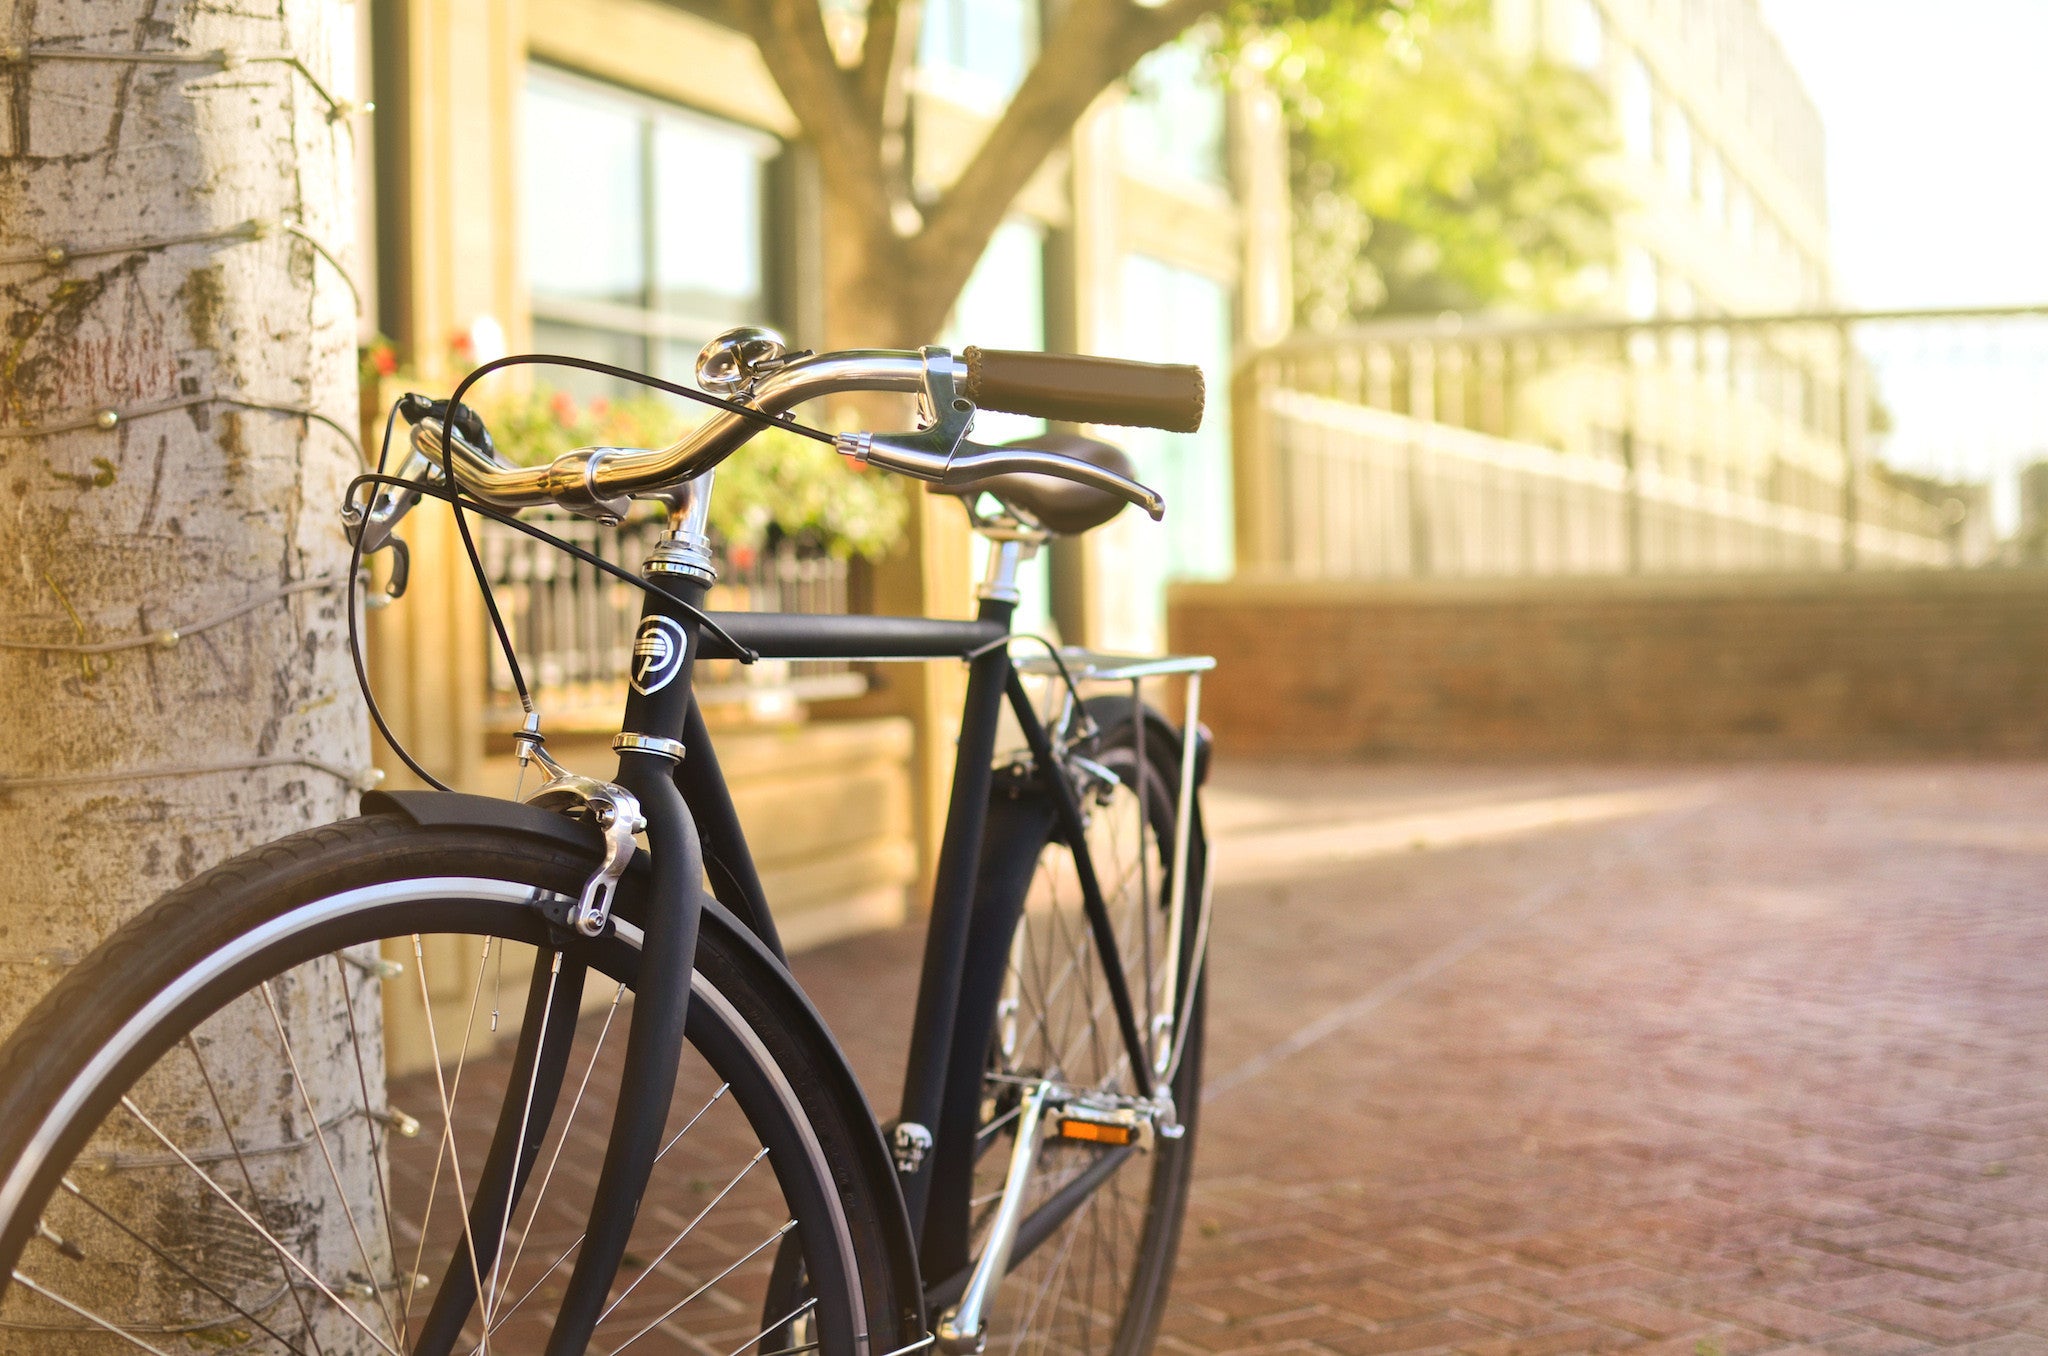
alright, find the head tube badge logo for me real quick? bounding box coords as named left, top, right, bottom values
left=631, top=616, right=688, bottom=696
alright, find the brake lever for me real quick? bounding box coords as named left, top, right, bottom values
left=380, top=537, right=411, bottom=602
left=344, top=440, right=445, bottom=555
left=835, top=347, right=976, bottom=479
left=941, top=442, right=1166, bottom=521
left=836, top=348, right=1166, bottom=520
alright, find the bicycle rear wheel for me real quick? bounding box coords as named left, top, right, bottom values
left=0, top=814, right=910, bottom=1356
left=941, top=700, right=1208, bottom=1356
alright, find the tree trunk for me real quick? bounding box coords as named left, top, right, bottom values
left=815, top=181, right=983, bottom=894
left=0, top=0, right=373, bottom=1343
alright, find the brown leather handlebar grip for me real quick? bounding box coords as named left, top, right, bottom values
left=960, top=347, right=1205, bottom=434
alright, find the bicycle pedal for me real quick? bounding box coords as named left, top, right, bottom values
left=1052, top=1104, right=1149, bottom=1150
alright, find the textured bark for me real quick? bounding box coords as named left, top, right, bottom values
left=0, top=0, right=373, bottom=1344
left=0, top=0, right=366, bottom=1019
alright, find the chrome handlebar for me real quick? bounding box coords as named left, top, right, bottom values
left=380, top=345, right=1165, bottom=537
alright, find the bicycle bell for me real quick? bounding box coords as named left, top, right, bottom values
left=696, top=326, right=790, bottom=397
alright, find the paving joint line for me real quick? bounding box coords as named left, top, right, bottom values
left=1203, top=783, right=1725, bottom=1104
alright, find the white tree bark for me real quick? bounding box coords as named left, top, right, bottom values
left=0, top=0, right=367, bottom=1015
left=0, top=1, right=375, bottom=1346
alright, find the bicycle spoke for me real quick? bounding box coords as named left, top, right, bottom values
left=409, top=931, right=496, bottom=1351
left=479, top=1081, right=733, bottom=1345
left=115, top=1096, right=404, bottom=1356
left=183, top=1032, right=329, bottom=1356
left=51, top=1176, right=314, bottom=1356
left=599, top=1147, right=769, bottom=1320
left=482, top=950, right=566, bottom=1328
left=725, top=1296, right=820, bottom=1356
left=1009, top=1203, right=1085, bottom=1354
left=606, top=1219, right=796, bottom=1356
left=981, top=732, right=1193, bottom=1356
left=496, top=979, right=628, bottom=1291
left=7, top=1270, right=178, bottom=1356
left=333, top=950, right=409, bottom=1321
left=0, top=790, right=900, bottom=1356
left=261, top=978, right=407, bottom=1348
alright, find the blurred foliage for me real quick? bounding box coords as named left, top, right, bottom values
left=360, top=340, right=906, bottom=561
left=1227, top=0, right=1623, bottom=326
left=483, top=387, right=908, bottom=560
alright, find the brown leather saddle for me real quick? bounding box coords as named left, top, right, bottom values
left=932, top=432, right=1141, bottom=535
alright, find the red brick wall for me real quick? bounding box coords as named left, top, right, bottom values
left=1168, top=572, right=2048, bottom=758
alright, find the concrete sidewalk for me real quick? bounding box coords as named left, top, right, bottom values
left=792, top=762, right=2048, bottom=1355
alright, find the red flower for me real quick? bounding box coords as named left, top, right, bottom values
left=729, top=543, right=757, bottom=571
left=550, top=390, right=576, bottom=422
left=371, top=346, right=397, bottom=376
left=589, top=397, right=610, bottom=418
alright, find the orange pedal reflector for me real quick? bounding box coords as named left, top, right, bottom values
left=1056, top=1116, right=1136, bottom=1147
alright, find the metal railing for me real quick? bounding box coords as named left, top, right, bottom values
left=478, top=511, right=864, bottom=728
left=1233, top=305, right=2048, bottom=579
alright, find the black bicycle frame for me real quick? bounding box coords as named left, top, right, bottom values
left=508, top=579, right=1155, bottom=1343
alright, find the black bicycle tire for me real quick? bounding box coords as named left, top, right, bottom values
left=0, top=814, right=912, bottom=1356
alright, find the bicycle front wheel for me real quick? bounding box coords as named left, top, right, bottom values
left=0, top=813, right=910, bottom=1356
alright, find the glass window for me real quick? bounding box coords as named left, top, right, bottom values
left=526, top=77, right=644, bottom=308
left=1618, top=53, right=1654, bottom=159
left=1120, top=38, right=1226, bottom=185
left=944, top=220, right=1049, bottom=443
left=1623, top=247, right=1658, bottom=319
left=1696, top=143, right=1726, bottom=226
left=919, top=0, right=1038, bottom=107
left=1662, top=101, right=1693, bottom=197
left=1565, top=0, right=1605, bottom=71
left=524, top=65, right=778, bottom=394
left=652, top=119, right=765, bottom=326
left=1096, top=255, right=1233, bottom=650
left=1729, top=179, right=1755, bottom=247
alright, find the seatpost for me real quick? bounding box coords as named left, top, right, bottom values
left=977, top=535, right=1033, bottom=605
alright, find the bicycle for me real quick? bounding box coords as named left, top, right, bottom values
left=0, top=328, right=1217, bottom=1356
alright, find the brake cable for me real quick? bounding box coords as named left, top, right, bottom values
left=349, top=351, right=822, bottom=792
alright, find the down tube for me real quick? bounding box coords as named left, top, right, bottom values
left=896, top=597, right=1015, bottom=1242
left=675, top=698, right=787, bottom=964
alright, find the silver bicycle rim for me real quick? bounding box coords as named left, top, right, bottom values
left=0, top=876, right=867, bottom=1356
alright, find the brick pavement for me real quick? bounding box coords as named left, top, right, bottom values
left=794, top=762, right=2048, bottom=1355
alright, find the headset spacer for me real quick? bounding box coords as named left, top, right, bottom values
left=612, top=733, right=686, bottom=762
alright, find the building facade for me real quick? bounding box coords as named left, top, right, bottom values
left=1225, top=0, right=1984, bottom=582
left=1501, top=0, right=1832, bottom=320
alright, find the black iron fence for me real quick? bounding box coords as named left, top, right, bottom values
left=1233, top=305, right=2048, bottom=579
left=478, top=511, right=863, bottom=728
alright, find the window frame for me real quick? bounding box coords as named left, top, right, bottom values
left=524, top=61, right=783, bottom=382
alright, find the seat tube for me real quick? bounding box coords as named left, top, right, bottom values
left=896, top=586, right=1015, bottom=1241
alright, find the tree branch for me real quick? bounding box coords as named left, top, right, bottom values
left=720, top=0, right=889, bottom=222
left=859, top=0, right=922, bottom=222
left=907, top=0, right=1225, bottom=325
left=857, top=0, right=915, bottom=123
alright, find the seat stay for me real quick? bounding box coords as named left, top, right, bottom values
left=1001, top=671, right=1156, bottom=1102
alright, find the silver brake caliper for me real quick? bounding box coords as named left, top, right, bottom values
left=517, top=728, right=645, bottom=937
